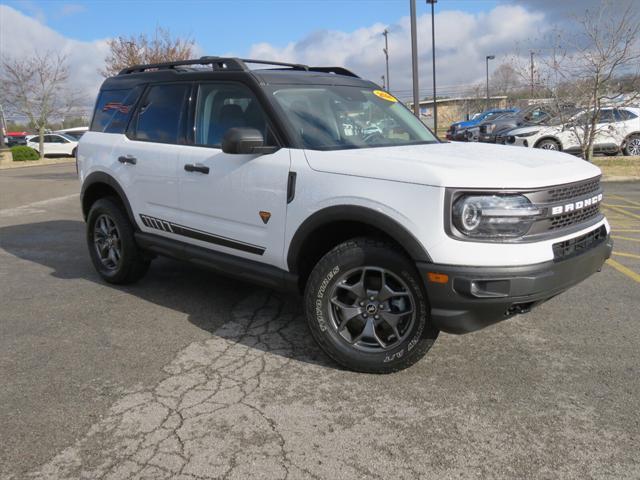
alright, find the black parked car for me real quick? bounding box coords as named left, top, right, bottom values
left=479, top=106, right=551, bottom=144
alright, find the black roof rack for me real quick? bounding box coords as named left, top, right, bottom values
left=117, top=56, right=360, bottom=78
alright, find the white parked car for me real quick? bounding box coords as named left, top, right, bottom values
left=505, top=107, right=640, bottom=156
left=27, top=133, right=79, bottom=157
left=55, top=126, right=89, bottom=140
left=78, top=57, right=612, bottom=373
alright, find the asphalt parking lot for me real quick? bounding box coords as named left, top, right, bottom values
left=1, top=163, right=639, bottom=480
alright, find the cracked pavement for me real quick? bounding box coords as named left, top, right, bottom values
left=1, top=165, right=639, bottom=479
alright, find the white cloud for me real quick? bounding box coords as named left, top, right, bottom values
left=249, top=5, right=546, bottom=100
left=0, top=5, right=108, bottom=114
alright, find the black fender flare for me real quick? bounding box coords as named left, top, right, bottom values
left=286, top=205, right=431, bottom=272
left=81, top=171, right=135, bottom=224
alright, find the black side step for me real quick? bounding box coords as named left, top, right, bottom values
left=135, top=232, right=298, bottom=292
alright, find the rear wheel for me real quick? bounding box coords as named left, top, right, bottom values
left=87, top=197, right=150, bottom=284
left=304, top=238, right=439, bottom=373
left=623, top=134, right=640, bottom=156
left=535, top=138, right=560, bottom=151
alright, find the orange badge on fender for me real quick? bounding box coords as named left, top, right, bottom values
left=259, top=211, right=271, bottom=224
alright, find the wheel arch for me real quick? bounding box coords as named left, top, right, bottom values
left=287, top=205, right=431, bottom=290
left=534, top=136, right=563, bottom=150
left=622, top=131, right=640, bottom=145
left=81, top=171, right=135, bottom=225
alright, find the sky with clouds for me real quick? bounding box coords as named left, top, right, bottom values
left=0, top=0, right=626, bottom=116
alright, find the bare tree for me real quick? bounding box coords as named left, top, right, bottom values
left=491, top=63, right=522, bottom=96
left=101, top=27, right=195, bottom=77
left=0, top=52, right=81, bottom=157
left=533, top=2, right=639, bottom=160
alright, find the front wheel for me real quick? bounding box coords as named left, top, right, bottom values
left=304, top=238, right=439, bottom=373
left=535, top=138, right=560, bottom=151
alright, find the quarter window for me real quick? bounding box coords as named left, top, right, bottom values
left=91, top=86, right=144, bottom=134
left=194, top=83, right=270, bottom=147
left=133, top=84, right=190, bottom=144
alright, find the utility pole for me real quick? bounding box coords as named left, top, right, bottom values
left=530, top=51, right=535, bottom=98
left=486, top=55, right=495, bottom=108
left=427, top=0, right=437, bottom=135
left=381, top=75, right=386, bottom=90
left=410, top=0, right=420, bottom=117
left=382, top=29, right=390, bottom=92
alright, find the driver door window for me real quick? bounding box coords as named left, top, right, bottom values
left=194, top=83, right=272, bottom=147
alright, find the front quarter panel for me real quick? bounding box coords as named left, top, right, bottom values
left=284, top=149, right=444, bottom=267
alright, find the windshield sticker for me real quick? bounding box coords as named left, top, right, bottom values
left=373, top=90, right=397, bottom=102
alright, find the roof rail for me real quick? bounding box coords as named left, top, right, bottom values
left=117, top=57, right=359, bottom=78
left=308, top=66, right=360, bottom=78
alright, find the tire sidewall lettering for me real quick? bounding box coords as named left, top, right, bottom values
left=315, top=265, right=340, bottom=332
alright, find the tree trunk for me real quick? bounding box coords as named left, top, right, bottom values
left=38, top=125, right=44, bottom=159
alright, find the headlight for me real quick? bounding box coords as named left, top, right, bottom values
left=515, top=130, right=539, bottom=138
left=452, top=194, right=541, bottom=239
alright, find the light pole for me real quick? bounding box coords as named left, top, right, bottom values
left=485, top=55, right=495, bottom=108
left=410, top=0, right=420, bottom=116
left=426, top=0, right=437, bottom=134
left=382, top=29, right=390, bottom=92
left=381, top=75, right=386, bottom=90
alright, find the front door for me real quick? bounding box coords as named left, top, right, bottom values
left=177, top=82, right=291, bottom=268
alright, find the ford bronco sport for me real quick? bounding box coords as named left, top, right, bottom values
left=79, top=57, right=613, bottom=373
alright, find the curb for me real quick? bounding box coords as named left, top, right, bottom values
left=0, top=157, right=76, bottom=170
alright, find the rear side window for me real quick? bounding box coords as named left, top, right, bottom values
left=617, top=109, right=639, bottom=121
left=132, top=83, right=190, bottom=144
left=91, top=86, right=143, bottom=134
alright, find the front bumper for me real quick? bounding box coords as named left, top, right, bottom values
left=417, top=234, right=613, bottom=334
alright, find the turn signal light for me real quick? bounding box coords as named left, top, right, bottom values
left=427, top=272, right=449, bottom=284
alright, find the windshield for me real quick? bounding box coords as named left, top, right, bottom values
left=270, top=85, right=437, bottom=150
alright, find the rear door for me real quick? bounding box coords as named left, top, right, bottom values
left=176, top=81, right=291, bottom=268
left=111, top=82, right=191, bottom=234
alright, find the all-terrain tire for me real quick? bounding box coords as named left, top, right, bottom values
left=86, top=197, right=150, bottom=284
left=304, top=237, right=439, bottom=373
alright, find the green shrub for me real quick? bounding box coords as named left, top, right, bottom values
left=11, top=146, right=40, bottom=161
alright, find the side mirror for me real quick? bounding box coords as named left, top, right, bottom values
left=221, top=128, right=278, bottom=155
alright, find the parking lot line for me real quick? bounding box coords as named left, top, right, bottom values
left=603, top=204, right=640, bottom=221
left=612, top=235, right=640, bottom=243
left=605, top=204, right=640, bottom=209
left=609, top=195, right=640, bottom=207
left=606, top=258, right=640, bottom=283
left=613, top=252, right=640, bottom=260
left=612, top=229, right=640, bottom=233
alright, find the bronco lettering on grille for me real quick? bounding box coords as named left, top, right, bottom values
left=550, top=193, right=602, bottom=216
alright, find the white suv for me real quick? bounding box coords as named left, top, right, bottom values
left=506, top=107, right=640, bottom=156
left=26, top=132, right=79, bottom=157
left=78, top=57, right=613, bottom=373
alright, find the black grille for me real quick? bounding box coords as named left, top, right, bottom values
left=552, top=225, right=607, bottom=261
left=545, top=177, right=600, bottom=202
left=548, top=203, right=601, bottom=230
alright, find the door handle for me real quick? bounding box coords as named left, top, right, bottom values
left=184, top=163, right=209, bottom=174
left=118, top=155, right=137, bottom=165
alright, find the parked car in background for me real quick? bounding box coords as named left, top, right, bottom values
left=26, top=132, right=79, bottom=157
left=480, top=106, right=551, bottom=143
left=446, top=108, right=519, bottom=141
left=4, top=131, right=29, bottom=147
left=55, top=126, right=89, bottom=140
left=505, top=107, right=640, bottom=156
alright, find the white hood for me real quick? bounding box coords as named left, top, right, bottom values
left=304, top=142, right=601, bottom=189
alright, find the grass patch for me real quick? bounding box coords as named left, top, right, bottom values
left=592, top=156, right=640, bottom=179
